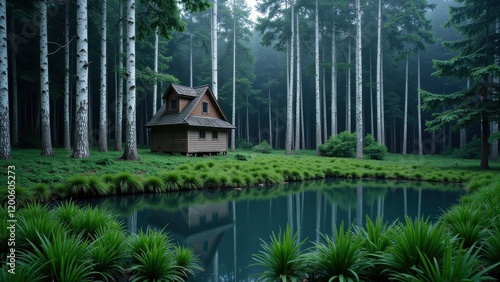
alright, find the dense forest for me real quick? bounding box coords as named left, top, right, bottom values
left=0, top=0, right=498, bottom=166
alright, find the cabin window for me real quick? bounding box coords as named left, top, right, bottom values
left=202, top=102, right=209, bottom=113
left=212, top=130, right=218, bottom=139
left=169, top=99, right=178, bottom=111
left=199, top=130, right=206, bottom=139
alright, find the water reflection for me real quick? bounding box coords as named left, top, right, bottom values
left=81, top=179, right=461, bottom=281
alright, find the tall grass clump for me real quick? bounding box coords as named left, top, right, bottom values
left=181, top=174, right=202, bottom=190
left=161, top=171, right=183, bottom=191
left=31, top=184, right=51, bottom=202
left=0, top=263, right=44, bottom=282
left=89, top=227, right=127, bottom=282
left=482, top=227, right=500, bottom=279
left=397, top=241, right=498, bottom=282
left=173, top=245, right=202, bottom=279
left=442, top=204, right=487, bottom=248
left=22, top=232, right=95, bottom=282
left=251, top=225, right=308, bottom=282
left=143, top=176, right=166, bottom=193
left=308, top=223, right=370, bottom=282
left=128, top=228, right=184, bottom=282
left=381, top=216, right=448, bottom=279
left=69, top=206, right=119, bottom=241
left=17, top=214, right=65, bottom=253
left=63, top=175, right=108, bottom=197
left=112, top=172, right=143, bottom=194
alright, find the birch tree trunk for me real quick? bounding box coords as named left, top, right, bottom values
left=355, top=0, right=363, bottom=159
left=99, top=0, right=108, bottom=152
left=231, top=0, right=236, bottom=151
left=294, top=10, right=300, bottom=154
left=322, top=44, right=327, bottom=143
left=212, top=0, right=218, bottom=99
left=347, top=36, right=352, bottom=133
left=285, top=0, right=294, bottom=155
left=315, top=0, right=321, bottom=154
left=491, top=19, right=499, bottom=161
left=153, top=27, right=158, bottom=116
left=121, top=0, right=139, bottom=160
left=403, top=55, right=408, bottom=154
left=370, top=49, right=373, bottom=135
left=417, top=49, right=423, bottom=155
left=64, top=2, right=70, bottom=149
left=9, top=11, right=18, bottom=147
left=0, top=0, right=11, bottom=159
left=376, top=0, right=382, bottom=144
left=116, top=0, right=123, bottom=151
left=72, top=0, right=90, bottom=158
left=331, top=23, right=337, bottom=137
left=39, top=0, right=53, bottom=156
left=268, top=73, right=272, bottom=147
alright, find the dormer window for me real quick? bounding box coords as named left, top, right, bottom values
left=202, top=102, right=209, bottom=114
left=170, top=99, right=178, bottom=111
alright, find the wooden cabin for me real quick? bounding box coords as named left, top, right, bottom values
left=145, top=84, right=235, bottom=155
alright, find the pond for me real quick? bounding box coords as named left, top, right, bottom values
left=81, top=179, right=462, bottom=281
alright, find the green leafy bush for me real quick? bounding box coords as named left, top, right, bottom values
left=252, top=141, right=273, bottom=154
left=236, top=138, right=253, bottom=150
left=319, top=132, right=387, bottom=160
left=363, top=134, right=387, bottom=160
left=319, top=131, right=356, bottom=158
left=234, top=153, right=248, bottom=161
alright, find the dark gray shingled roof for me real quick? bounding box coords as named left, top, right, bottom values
left=145, top=84, right=235, bottom=129
left=169, top=84, right=198, bottom=97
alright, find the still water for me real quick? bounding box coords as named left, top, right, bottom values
left=81, top=179, right=462, bottom=281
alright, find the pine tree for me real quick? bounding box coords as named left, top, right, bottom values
left=0, top=0, right=11, bottom=159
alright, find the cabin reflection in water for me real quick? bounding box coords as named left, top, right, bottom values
left=127, top=202, right=234, bottom=275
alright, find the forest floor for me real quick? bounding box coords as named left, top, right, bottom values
left=1, top=146, right=499, bottom=191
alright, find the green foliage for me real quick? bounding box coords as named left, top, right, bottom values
left=89, top=228, right=127, bottom=282
left=236, top=138, right=253, bottom=150
left=252, top=225, right=308, bottom=282
left=253, top=141, right=273, bottom=154
left=382, top=217, right=448, bottom=279
left=309, top=223, right=370, bottom=282
left=22, top=232, right=95, bottom=281
left=319, top=131, right=357, bottom=158
left=112, top=172, right=144, bottom=194
left=173, top=245, right=201, bottom=279
left=461, top=136, right=481, bottom=159
left=161, top=171, right=183, bottom=191
left=234, top=153, right=248, bottom=161
left=442, top=204, right=486, bottom=248
left=363, top=134, right=388, bottom=160
left=64, top=175, right=109, bottom=197
left=143, top=176, right=166, bottom=193
left=319, top=132, right=387, bottom=160
left=400, top=242, right=498, bottom=282
left=31, top=184, right=51, bottom=202
left=482, top=227, right=500, bottom=279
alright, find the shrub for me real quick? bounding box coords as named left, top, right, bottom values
left=112, top=172, right=143, bottom=194
left=173, top=245, right=201, bottom=279
left=363, top=134, right=387, bottom=160
left=95, top=157, right=114, bottom=166
left=161, top=171, right=183, bottom=191
left=236, top=138, right=253, bottom=150
left=234, top=153, right=248, bottom=161
left=442, top=204, right=486, bottom=248
left=253, top=141, right=273, bottom=154
left=64, top=175, right=108, bottom=197
left=143, top=176, right=166, bottom=193
left=459, top=136, right=481, bottom=159
left=31, top=184, right=51, bottom=202
left=319, top=131, right=356, bottom=158
left=89, top=228, right=127, bottom=282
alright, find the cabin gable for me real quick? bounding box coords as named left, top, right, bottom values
left=189, top=92, right=224, bottom=119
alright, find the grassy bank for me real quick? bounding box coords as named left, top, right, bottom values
left=1, top=147, right=499, bottom=205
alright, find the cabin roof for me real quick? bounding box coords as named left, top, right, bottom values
left=145, top=84, right=235, bottom=129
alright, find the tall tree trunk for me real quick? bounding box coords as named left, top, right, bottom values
left=64, top=2, right=70, bottom=149
left=295, top=10, right=300, bottom=154
left=268, top=71, right=272, bottom=147
left=376, top=0, right=382, bottom=144
left=9, top=11, right=18, bottom=147
left=315, top=0, right=321, bottom=154
left=480, top=76, right=489, bottom=169
left=417, top=49, right=423, bottom=155
left=99, top=0, right=108, bottom=152
left=322, top=44, right=327, bottom=143
left=347, top=36, right=352, bottom=133
left=153, top=27, right=158, bottom=115
left=121, top=0, right=139, bottom=160
left=72, top=0, right=90, bottom=158
left=190, top=26, right=193, bottom=87
left=231, top=0, right=236, bottom=151
left=39, top=0, right=53, bottom=156
left=370, top=49, right=373, bottom=135
left=0, top=0, right=11, bottom=159
left=491, top=19, right=499, bottom=161
left=246, top=93, right=249, bottom=142
left=331, top=22, right=337, bottom=137
left=211, top=0, right=218, bottom=99
left=403, top=55, right=408, bottom=155
left=381, top=48, right=385, bottom=145
left=116, top=0, right=123, bottom=151
left=355, top=0, right=363, bottom=159
left=285, top=0, right=294, bottom=155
